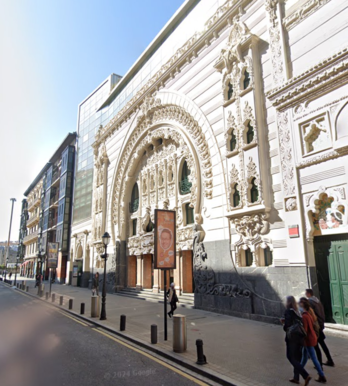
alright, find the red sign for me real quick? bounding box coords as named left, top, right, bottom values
left=288, top=225, right=300, bottom=238
left=154, top=209, right=176, bottom=269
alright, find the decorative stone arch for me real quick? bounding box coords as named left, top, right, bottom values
left=305, top=186, right=348, bottom=241
left=76, top=243, right=83, bottom=260
left=334, top=100, right=348, bottom=148
left=109, top=91, right=223, bottom=244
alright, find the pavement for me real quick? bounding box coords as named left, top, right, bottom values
left=7, top=276, right=348, bottom=386
left=0, top=283, right=209, bottom=386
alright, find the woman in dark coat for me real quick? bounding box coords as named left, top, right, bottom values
left=167, top=282, right=178, bottom=318
left=281, top=296, right=311, bottom=385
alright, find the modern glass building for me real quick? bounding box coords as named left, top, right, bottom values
left=73, top=74, right=121, bottom=223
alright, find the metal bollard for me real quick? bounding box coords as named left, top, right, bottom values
left=151, top=324, right=157, bottom=344
left=26, top=286, right=29, bottom=292
left=120, top=315, right=126, bottom=331
left=52, top=294, right=55, bottom=303
left=59, top=296, right=63, bottom=306
left=173, top=315, right=187, bottom=353
left=196, top=339, right=207, bottom=365
left=80, top=303, right=85, bottom=315
left=68, top=299, right=73, bottom=310
left=46, top=292, right=49, bottom=300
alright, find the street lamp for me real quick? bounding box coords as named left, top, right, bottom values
left=100, top=232, right=111, bottom=321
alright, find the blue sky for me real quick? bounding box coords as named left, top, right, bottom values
left=0, top=0, right=185, bottom=241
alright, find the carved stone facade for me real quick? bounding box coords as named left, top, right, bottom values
left=70, top=0, right=348, bottom=323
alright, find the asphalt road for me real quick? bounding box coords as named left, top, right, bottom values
left=0, top=283, right=208, bottom=386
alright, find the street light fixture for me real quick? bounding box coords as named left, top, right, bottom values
left=100, top=231, right=111, bottom=321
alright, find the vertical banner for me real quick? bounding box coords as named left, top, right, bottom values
left=154, top=209, right=176, bottom=269
left=47, top=242, right=59, bottom=269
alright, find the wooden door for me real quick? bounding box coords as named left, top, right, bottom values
left=127, top=255, right=137, bottom=288
left=143, top=254, right=153, bottom=289
left=182, top=250, right=193, bottom=293
left=328, top=241, right=348, bottom=325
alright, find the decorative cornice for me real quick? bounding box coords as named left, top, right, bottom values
left=283, top=0, right=331, bottom=31
left=296, top=146, right=348, bottom=169
left=94, top=0, right=246, bottom=147
left=267, top=47, right=348, bottom=110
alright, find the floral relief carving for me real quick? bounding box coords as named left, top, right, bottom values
left=246, top=157, right=262, bottom=206
left=265, top=0, right=286, bottom=86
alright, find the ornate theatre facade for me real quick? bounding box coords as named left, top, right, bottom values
left=71, top=0, right=348, bottom=324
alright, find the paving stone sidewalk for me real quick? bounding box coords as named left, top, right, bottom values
left=18, top=277, right=348, bottom=386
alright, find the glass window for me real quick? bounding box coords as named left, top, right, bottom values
left=245, top=249, right=253, bottom=267
left=250, top=178, right=258, bottom=203
left=230, top=130, right=237, bottom=151
left=185, top=203, right=194, bottom=225
left=132, top=219, right=137, bottom=236
left=264, top=247, right=273, bottom=266
left=233, top=184, right=240, bottom=207
left=246, top=122, right=254, bottom=144
left=180, top=161, right=192, bottom=195
left=130, top=183, right=139, bottom=213
left=227, top=82, right=233, bottom=100
left=243, top=69, right=250, bottom=89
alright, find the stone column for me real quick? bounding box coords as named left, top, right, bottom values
left=136, top=255, right=142, bottom=289
left=153, top=268, right=160, bottom=293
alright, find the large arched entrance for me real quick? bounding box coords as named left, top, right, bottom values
left=111, top=95, right=215, bottom=294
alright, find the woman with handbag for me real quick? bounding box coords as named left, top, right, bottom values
left=299, top=298, right=327, bottom=383
left=281, top=296, right=311, bottom=385
left=167, top=282, right=178, bottom=318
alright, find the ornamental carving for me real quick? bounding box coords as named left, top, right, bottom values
left=246, top=157, right=262, bottom=205
left=112, top=96, right=213, bottom=231
left=277, top=111, right=296, bottom=197
left=265, top=0, right=286, bottom=86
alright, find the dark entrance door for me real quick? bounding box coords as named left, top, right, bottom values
left=314, top=235, right=348, bottom=325
left=77, top=261, right=83, bottom=287
left=182, top=250, right=194, bottom=293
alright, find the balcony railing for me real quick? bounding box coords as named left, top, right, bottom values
left=28, top=196, right=41, bottom=211
left=179, top=178, right=192, bottom=195
left=26, top=215, right=40, bottom=228
left=23, top=230, right=38, bottom=245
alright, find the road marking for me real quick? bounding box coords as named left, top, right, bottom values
left=57, top=310, right=89, bottom=327
left=92, top=328, right=209, bottom=386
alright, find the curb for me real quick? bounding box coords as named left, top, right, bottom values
left=10, top=284, right=238, bottom=386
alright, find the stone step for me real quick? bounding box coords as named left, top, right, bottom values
left=117, top=288, right=195, bottom=308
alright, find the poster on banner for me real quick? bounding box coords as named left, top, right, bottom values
left=154, top=209, right=176, bottom=269
left=47, top=242, right=59, bottom=269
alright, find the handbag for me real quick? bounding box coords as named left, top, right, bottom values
left=286, top=318, right=307, bottom=340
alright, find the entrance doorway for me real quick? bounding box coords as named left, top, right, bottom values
left=314, top=235, right=348, bottom=325
left=143, top=254, right=153, bottom=289
left=77, top=261, right=83, bottom=287
left=182, top=250, right=194, bottom=293
left=128, top=255, right=137, bottom=288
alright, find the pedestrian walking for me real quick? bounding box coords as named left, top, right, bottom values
left=299, top=298, right=327, bottom=383
left=92, top=272, right=100, bottom=296
left=167, top=282, right=178, bottom=318
left=305, top=289, right=334, bottom=367
left=35, top=273, right=41, bottom=288
left=281, top=296, right=311, bottom=385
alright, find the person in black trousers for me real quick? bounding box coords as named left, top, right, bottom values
left=281, top=296, right=311, bottom=385
left=167, top=282, right=178, bottom=318
left=306, top=289, right=335, bottom=367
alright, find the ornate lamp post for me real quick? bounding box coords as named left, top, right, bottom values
left=100, top=232, right=111, bottom=321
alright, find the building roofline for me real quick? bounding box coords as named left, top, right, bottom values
left=24, top=132, right=77, bottom=196
left=99, top=0, right=199, bottom=109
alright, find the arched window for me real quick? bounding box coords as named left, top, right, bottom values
left=250, top=178, right=259, bottom=203
left=146, top=220, right=154, bottom=232
left=264, top=247, right=273, bottom=266
left=180, top=161, right=192, bottom=195
left=245, top=249, right=253, bottom=267
left=130, top=183, right=139, bottom=213
left=230, top=130, right=237, bottom=151
left=246, top=122, right=254, bottom=144
left=233, top=184, right=240, bottom=207
left=132, top=219, right=137, bottom=236
left=227, top=82, right=234, bottom=100
left=185, top=203, right=194, bottom=225
left=243, top=69, right=250, bottom=89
